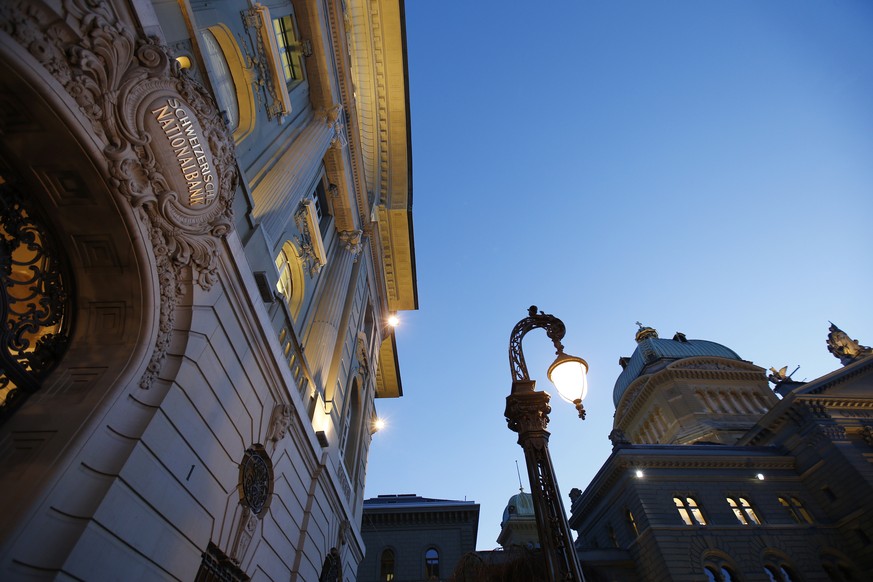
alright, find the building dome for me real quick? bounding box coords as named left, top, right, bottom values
left=501, top=491, right=535, bottom=527
left=613, top=330, right=742, bottom=406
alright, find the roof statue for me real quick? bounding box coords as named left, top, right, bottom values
left=826, top=323, right=872, bottom=366
left=767, top=365, right=800, bottom=385
left=635, top=321, right=659, bottom=343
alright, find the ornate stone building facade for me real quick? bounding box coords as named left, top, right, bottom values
left=357, top=494, right=480, bottom=582
left=569, top=325, right=873, bottom=581
left=0, top=0, right=415, bottom=579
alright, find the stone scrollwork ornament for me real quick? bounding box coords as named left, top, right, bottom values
left=0, top=0, right=239, bottom=389
left=338, top=229, right=363, bottom=258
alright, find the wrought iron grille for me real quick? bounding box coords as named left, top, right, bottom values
left=0, top=181, right=70, bottom=420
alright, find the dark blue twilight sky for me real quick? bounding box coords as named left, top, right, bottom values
left=365, top=1, right=873, bottom=550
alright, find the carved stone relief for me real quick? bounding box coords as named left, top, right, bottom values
left=267, top=404, right=291, bottom=443
left=239, top=444, right=273, bottom=518
left=0, top=0, right=239, bottom=390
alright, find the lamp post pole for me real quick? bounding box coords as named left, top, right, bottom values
left=505, top=306, right=586, bottom=582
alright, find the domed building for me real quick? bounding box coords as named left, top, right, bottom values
left=612, top=324, right=778, bottom=446
left=569, top=324, right=873, bottom=581
left=497, top=490, right=539, bottom=549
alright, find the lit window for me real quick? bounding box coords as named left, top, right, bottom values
left=312, top=180, right=332, bottom=235
left=727, top=497, right=761, bottom=525
left=778, top=496, right=814, bottom=524
left=626, top=509, right=639, bottom=538
left=674, top=497, right=706, bottom=526
left=380, top=549, right=395, bottom=581
left=272, top=14, right=305, bottom=84
left=425, top=548, right=439, bottom=580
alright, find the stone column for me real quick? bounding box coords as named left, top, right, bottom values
left=251, top=105, right=342, bottom=245
left=304, top=230, right=362, bottom=399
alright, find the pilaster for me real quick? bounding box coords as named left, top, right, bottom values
left=251, top=106, right=342, bottom=246
left=304, top=231, right=361, bottom=399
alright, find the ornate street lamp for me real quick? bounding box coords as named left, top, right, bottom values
left=505, top=306, right=587, bottom=582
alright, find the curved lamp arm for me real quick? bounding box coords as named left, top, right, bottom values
left=509, top=305, right=567, bottom=382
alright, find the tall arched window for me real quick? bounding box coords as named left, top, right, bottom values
left=778, top=496, right=814, bottom=524
left=674, top=496, right=706, bottom=525
left=703, top=555, right=738, bottom=582
left=200, top=29, right=239, bottom=130
left=626, top=508, right=639, bottom=538
left=380, top=548, right=395, bottom=581
left=342, top=379, right=362, bottom=475
left=765, top=564, right=798, bottom=581
left=274, top=241, right=304, bottom=319
left=199, top=25, right=256, bottom=142
left=424, top=548, right=439, bottom=580
left=705, top=566, right=736, bottom=582
left=727, top=497, right=761, bottom=525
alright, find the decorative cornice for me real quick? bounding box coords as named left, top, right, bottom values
left=803, top=356, right=873, bottom=395
left=505, top=384, right=552, bottom=436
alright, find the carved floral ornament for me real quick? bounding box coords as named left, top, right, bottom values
left=0, top=1, right=239, bottom=388
left=239, top=445, right=274, bottom=518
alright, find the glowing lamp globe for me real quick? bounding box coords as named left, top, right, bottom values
left=547, top=353, right=589, bottom=404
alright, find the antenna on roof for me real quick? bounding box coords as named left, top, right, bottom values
left=515, top=460, right=524, bottom=493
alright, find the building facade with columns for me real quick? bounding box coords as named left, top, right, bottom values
left=357, top=494, right=480, bottom=582
left=568, top=325, right=873, bottom=582
left=0, top=0, right=415, bottom=579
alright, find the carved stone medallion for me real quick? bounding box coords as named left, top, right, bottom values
left=239, top=445, right=273, bottom=517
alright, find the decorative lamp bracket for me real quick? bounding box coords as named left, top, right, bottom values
left=509, top=305, right=568, bottom=383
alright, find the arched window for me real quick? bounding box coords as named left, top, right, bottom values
left=674, top=496, right=706, bottom=525
left=274, top=241, right=304, bottom=319
left=424, top=548, right=439, bottom=580
left=778, top=496, right=814, bottom=524
left=821, top=550, right=860, bottom=582
left=765, top=565, right=798, bottom=581
left=199, top=25, right=256, bottom=142
left=727, top=497, right=761, bottom=525
left=380, top=548, right=395, bottom=581
left=342, top=379, right=362, bottom=475
left=200, top=29, right=239, bottom=130
left=626, top=508, right=639, bottom=538
left=704, top=555, right=738, bottom=582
